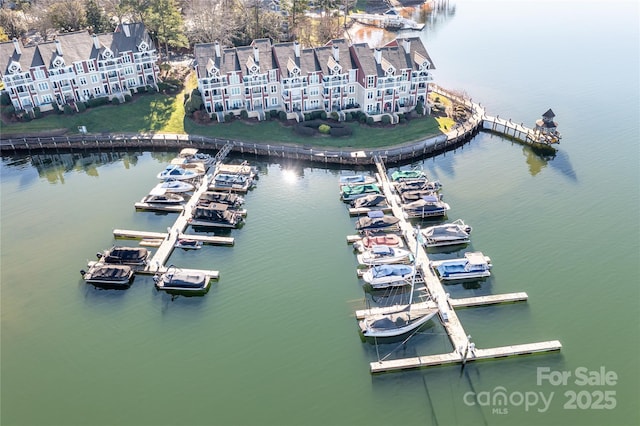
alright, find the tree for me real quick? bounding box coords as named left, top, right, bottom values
left=0, top=7, right=29, bottom=40
left=184, top=0, right=240, bottom=46
left=282, top=0, right=309, bottom=41
left=48, top=0, right=87, bottom=33
left=0, top=26, right=7, bottom=42
left=146, top=0, right=188, bottom=59
left=85, top=0, right=112, bottom=33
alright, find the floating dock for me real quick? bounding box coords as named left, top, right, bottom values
left=359, top=157, right=561, bottom=373
left=113, top=229, right=234, bottom=246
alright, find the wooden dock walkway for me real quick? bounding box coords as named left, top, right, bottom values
left=370, top=340, right=562, bottom=373
left=364, top=157, right=561, bottom=373
left=113, top=229, right=234, bottom=246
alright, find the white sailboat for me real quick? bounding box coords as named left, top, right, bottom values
left=358, top=227, right=439, bottom=338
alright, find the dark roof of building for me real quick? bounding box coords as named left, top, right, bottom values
left=542, top=108, right=555, bottom=118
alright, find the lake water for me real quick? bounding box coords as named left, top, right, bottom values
left=1, top=1, right=638, bottom=425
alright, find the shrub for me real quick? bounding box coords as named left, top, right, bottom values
left=225, top=113, right=235, bottom=121
left=294, top=125, right=316, bottom=136
left=304, top=113, right=311, bottom=121
left=311, top=110, right=323, bottom=120
left=63, top=104, right=74, bottom=115
left=21, top=112, right=32, bottom=122
left=0, top=92, right=11, bottom=106
left=111, top=97, right=120, bottom=106
left=278, top=111, right=287, bottom=121
left=2, top=105, right=15, bottom=116
left=318, top=124, right=331, bottom=134
left=124, top=94, right=132, bottom=103
left=76, top=102, right=86, bottom=113
left=240, top=109, right=249, bottom=119
left=345, top=112, right=352, bottom=122
left=33, top=106, right=42, bottom=118
left=415, top=101, right=424, bottom=115
left=358, top=113, right=367, bottom=124
left=51, top=102, right=62, bottom=114
left=269, top=110, right=279, bottom=119
left=87, top=97, right=108, bottom=107
left=366, top=116, right=374, bottom=125
left=330, top=111, right=339, bottom=120
left=320, top=111, right=327, bottom=119
left=138, top=85, right=148, bottom=93
left=147, top=85, right=156, bottom=93
left=330, top=126, right=353, bottom=137
left=381, top=114, right=391, bottom=125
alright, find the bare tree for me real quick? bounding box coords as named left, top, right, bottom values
left=184, top=0, right=240, bottom=46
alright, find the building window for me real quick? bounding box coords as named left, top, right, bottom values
left=367, top=76, right=375, bottom=88
left=270, top=84, right=277, bottom=93
left=348, top=85, right=355, bottom=94
left=75, top=63, right=84, bottom=74
left=88, top=62, right=96, bottom=72
left=91, top=75, right=99, bottom=83
left=37, top=82, right=49, bottom=91
left=271, top=97, right=278, bottom=106
left=94, top=87, right=101, bottom=95
left=34, top=69, right=46, bottom=80
left=367, top=91, right=373, bottom=99
left=42, top=94, right=53, bottom=104
left=78, top=77, right=87, bottom=85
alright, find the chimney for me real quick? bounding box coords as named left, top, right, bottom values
left=402, top=38, right=410, bottom=54
left=214, top=41, right=221, bottom=58
left=12, top=38, right=21, bottom=55
left=253, top=45, right=259, bottom=63
left=294, top=41, right=300, bottom=58
left=122, top=24, right=130, bottom=37
left=332, top=44, right=339, bottom=62
left=374, top=49, right=381, bottom=64
left=55, top=39, right=63, bottom=56
left=92, top=34, right=100, bottom=49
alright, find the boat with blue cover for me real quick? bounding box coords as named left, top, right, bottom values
left=362, top=264, right=416, bottom=289
left=430, top=251, right=492, bottom=280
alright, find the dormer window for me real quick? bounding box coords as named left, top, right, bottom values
left=328, top=56, right=342, bottom=75
left=381, top=58, right=395, bottom=77
left=138, top=41, right=148, bottom=52
left=206, top=58, right=220, bottom=77
left=287, top=57, right=300, bottom=77
left=52, top=57, right=65, bottom=68
left=102, top=49, right=113, bottom=59
left=414, top=52, right=430, bottom=72
left=8, top=61, right=21, bottom=74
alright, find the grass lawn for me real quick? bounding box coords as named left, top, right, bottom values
left=2, top=77, right=446, bottom=149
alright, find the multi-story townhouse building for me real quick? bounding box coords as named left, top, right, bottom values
left=194, top=37, right=435, bottom=123
left=0, top=23, right=159, bottom=113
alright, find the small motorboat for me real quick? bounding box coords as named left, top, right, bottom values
left=174, top=238, right=203, bottom=250
left=395, top=178, right=442, bottom=193
left=356, top=245, right=412, bottom=266
left=391, top=169, right=427, bottom=182
left=155, top=180, right=194, bottom=193
left=341, top=183, right=381, bottom=201
left=353, top=233, right=403, bottom=252
left=402, top=195, right=450, bottom=218
left=142, top=187, right=185, bottom=205
left=154, top=267, right=211, bottom=293
left=361, top=264, right=416, bottom=289
left=430, top=251, right=492, bottom=281
left=98, top=246, right=150, bottom=266
left=350, top=194, right=387, bottom=209
left=81, top=263, right=133, bottom=287
left=421, top=219, right=472, bottom=247
left=157, top=165, right=203, bottom=181
left=339, top=174, right=377, bottom=187
left=355, top=211, right=400, bottom=232
left=178, top=148, right=214, bottom=166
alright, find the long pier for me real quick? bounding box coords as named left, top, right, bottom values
left=364, top=157, right=561, bottom=373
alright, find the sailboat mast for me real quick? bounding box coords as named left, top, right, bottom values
left=408, top=226, right=420, bottom=305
